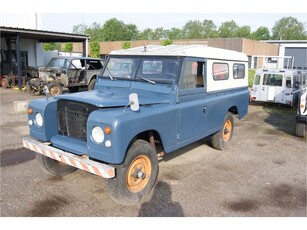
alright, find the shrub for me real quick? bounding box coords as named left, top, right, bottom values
left=248, top=69, right=256, bottom=88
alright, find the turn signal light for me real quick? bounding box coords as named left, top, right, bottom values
left=28, top=108, right=33, bottom=114
left=104, top=127, right=112, bottom=134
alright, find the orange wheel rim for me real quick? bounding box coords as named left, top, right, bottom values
left=126, top=155, right=151, bottom=193
left=222, top=120, right=232, bottom=142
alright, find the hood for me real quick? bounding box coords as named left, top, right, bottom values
left=55, top=89, right=170, bottom=108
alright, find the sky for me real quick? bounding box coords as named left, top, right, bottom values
left=2, top=0, right=306, bottom=34
left=40, top=13, right=307, bottom=34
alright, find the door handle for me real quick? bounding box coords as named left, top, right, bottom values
left=203, top=106, right=207, bottom=115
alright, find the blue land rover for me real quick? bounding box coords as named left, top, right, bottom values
left=23, top=45, right=249, bottom=205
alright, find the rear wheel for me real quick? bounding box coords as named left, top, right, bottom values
left=211, top=112, right=234, bottom=150
left=47, top=82, right=62, bottom=96
left=105, top=139, right=159, bottom=205
left=36, top=154, right=78, bottom=177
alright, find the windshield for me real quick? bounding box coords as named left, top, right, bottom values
left=101, top=56, right=182, bottom=84
left=46, top=58, right=70, bottom=69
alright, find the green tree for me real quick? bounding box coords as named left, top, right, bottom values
left=202, top=19, right=218, bottom=38
left=138, top=28, right=154, bottom=40
left=182, top=20, right=204, bottom=39
left=272, top=16, right=307, bottom=40
left=251, top=26, right=271, bottom=40
left=166, top=27, right=183, bottom=40
left=152, top=27, right=167, bottom=40
left=72, top=24, right=87, bottom=34
left=218, top=20, right=239, bottom=38
left=90, top=41, right=100, bottom=58
left=84, top=22, right=103, bottom=41
left=63, top=43, right=73, bottom=52
left=236, top=25, right=251, bottom=38
left=43, top=43, right=61, bottom=51
left=124, top=24, right=139, bottom=40
left=101, top=18, right=127, bottom=41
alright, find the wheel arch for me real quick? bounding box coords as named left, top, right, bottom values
left=125, top=129, right=164, bottom=161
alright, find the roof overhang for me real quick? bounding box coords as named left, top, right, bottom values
left=0, top=26, right=89, bottom=43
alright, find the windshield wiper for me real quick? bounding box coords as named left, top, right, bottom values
left=136, top=77, right=155, bottom=84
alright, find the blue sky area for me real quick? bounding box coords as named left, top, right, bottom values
left=40, top=13, right=307, bottom=34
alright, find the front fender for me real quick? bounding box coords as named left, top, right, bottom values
left=87, top=104, right=177, bottom=164
left=28, top=97, right=58, bottom=141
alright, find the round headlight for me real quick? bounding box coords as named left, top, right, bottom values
left=91, top=126, right=104, bottom=144
left=35, top=113, right=43, bottom=127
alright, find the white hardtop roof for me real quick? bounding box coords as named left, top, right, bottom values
left=256, top=69, right=305, bottom=74
left=110, top=45, right=248, bottom=61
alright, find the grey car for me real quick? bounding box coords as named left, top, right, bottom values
left=27, top=57, right=104, bottom=96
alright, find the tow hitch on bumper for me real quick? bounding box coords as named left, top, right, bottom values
left=22, top=136, right=115, bottom=179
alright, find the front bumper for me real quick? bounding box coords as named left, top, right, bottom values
left=22, top=136, right=115, bottom=179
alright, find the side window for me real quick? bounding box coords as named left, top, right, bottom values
left=286, top=77, right=292, bottom=88
left=254, top=75, right=261, bottom=85
left=71, top=59, right=82, bottom=69
left=180, top=60, right=205, bottom=89
left=213, top=63, right=229, bottom=80
left=233, top=64, right=245, bottom=79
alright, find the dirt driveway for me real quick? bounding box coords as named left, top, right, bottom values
left=0, top=88, right=306, bottom=217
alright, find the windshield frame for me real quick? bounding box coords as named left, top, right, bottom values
left=100, top=55, right=183, bottom=85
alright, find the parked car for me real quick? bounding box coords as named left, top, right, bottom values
left=23, top=45, right=249, bottom=205
left=27, top=57, right=104, bottom=96
left=250, top=69, right=307, bottom=107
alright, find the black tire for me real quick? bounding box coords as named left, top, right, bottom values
left=211, top=112, right=234, bottom=150
left=47, top=82, right=62, bottom=96
left=68, top=86, right=80, bottom=93
left=296, top=122, right=306, bottom=137
left=105, top=139, right=159, bottom=206
left=1, top=77, right=9, bottom=88
left=36, top=154, right=78, bottom=177
left=88, top=78, right=96, bottom=91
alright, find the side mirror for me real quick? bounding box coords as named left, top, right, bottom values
left=129, top=93, right=139, bottom=112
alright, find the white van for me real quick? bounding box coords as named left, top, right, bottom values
left=250, top=69, right=307, bottom=106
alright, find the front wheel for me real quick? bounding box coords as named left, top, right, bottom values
left=105, top=139, right=159, bottom=206
left=36, top=154, right=78, bottom=177
left=211, top=112, right=234, bottom=150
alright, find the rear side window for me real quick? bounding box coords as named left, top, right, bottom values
left=213, top=63, right=229, bottom=80
left=233, top=64, right=245, bottom=79
left=254, top=75, right=261, bottom=85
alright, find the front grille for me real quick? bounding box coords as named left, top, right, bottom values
left=57, top=100, right=98, bottom=141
